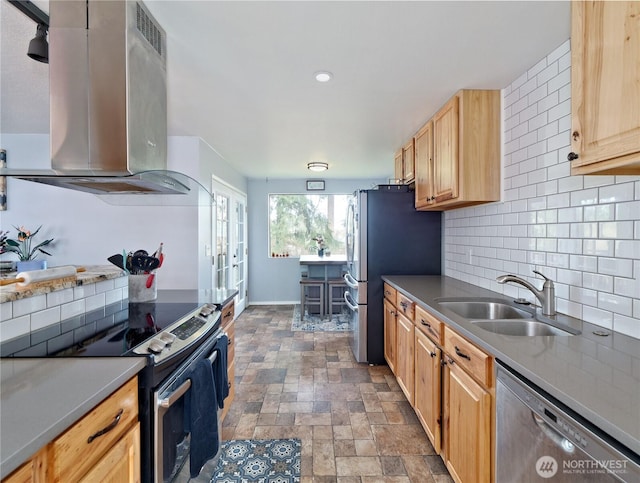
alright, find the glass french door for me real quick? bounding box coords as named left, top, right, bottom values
left=212, top=179, right=248, bottom=314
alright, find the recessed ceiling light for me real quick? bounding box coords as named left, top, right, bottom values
left=307, top=162, right=329, bottom=172
left=314, top=71, right=333, bottom=83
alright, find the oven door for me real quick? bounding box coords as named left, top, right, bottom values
left=153, top=332, right=224, bottom=483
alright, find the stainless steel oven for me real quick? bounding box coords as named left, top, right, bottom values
left=496, top=363, right=640, bottom=482
left=2, top=294, right=230, bottom=483
left=151, top=326, right=226, bottom=482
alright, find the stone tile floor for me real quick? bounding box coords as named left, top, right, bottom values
left=221, top=305, right=454, bottom=483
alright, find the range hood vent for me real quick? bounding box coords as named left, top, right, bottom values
left=1, top=0, right=205, bottom=200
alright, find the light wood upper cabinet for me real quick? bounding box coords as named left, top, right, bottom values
left=570, top=1, right=640, bottom=175
left=416, top=90, right=501, bottom=211
left=402, top=139, right=415, bottom=184
left=414, top=121, right=435, bottom=209
left=394, top=150, right=403, bottom=184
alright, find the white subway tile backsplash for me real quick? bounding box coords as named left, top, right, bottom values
left=598, top=293, right=633, bottom=317
left=47, top=288, right=74, bottom=308
left=598, top=258, right=633, bottom=278
left=443, top=40, right=639, bottom=339
left=13, top=295, right=46, bottom=318
left=85, top=293, right=106, bottom=312
left=0, top=315, right=30, bottom=342
left=600, top=183, right=635, bottom=203
left=31, top=306, right=61, bottom=331
left=74, top=284, right=96, bottom=300
left=95, top=279, right=115, bottom=294
left=61, top=299, right=85, bottom=320
left=613, top=315, right=640, bottom=339
left=0, top=302, right=12, bottom=321
left=615, top=240, right=640, bottom=259
left=616, top=201, right=640, bottom=220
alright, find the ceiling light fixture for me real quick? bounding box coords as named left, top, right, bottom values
left=27, top=23, right=49, bottom=63
left=314, top=71, right=333, bottom=83
left=307, top=162, right=328, bottom=172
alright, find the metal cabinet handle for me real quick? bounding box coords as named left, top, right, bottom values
left=567, top=152, right=579, bottom=161
left=429, top=351, right=437, bottom=358
left=87, top=409, right=124, bottom=443
left=454, top=346, right=471, bottom=361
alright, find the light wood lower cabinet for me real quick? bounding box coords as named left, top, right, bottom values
left=383, top=287, right=495, bottom=483
left=79, top=423, right=140, bottom=483
left=414, top=329, right=441, bottom=454
left=383, top=299, right=397, bottom=374
left=220, top=299, right=236, bottom=422
left=396, top=313, right=415, bottom=405
left=443, top=361, right=491, bottom=483
left=3, top=376, right=140, bottom=483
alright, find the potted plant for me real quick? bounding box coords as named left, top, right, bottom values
left=1, top=225, right=54, bottom=272
left=313, top=235, right=326, bottom=257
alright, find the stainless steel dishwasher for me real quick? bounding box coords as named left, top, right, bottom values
left=496, top=363, right=640, bottom=482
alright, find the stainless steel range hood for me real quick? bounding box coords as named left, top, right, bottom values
left=1, top=0, right=194, bottom=197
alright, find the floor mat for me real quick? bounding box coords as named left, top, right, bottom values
left=210, top=438, right=301, bottom=482
left=290, top=304, right=350, bottom=331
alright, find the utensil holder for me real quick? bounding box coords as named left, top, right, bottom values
left=129, top=274, right=157, bottom=302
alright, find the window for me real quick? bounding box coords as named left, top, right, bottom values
left=269, top=194, right=349, bottom=257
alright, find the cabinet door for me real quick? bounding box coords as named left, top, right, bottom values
left=396, top=313, right=415, bottom=405
left=383, top=299, right=397, bottom=375
left=414, top=330, right=441, bottom=454
left=414, top=121, right=434, bottom=209
left=570, top=1, right=640, bottom=174
left=402, top=140, right=415, bottom=183
left=432, top=95, right=459, bottom=203
left=79, top=423, right=141, bottom=483
left=444, top=361, right=491, bottom=483
left=394, top=150, right=404, bottom=183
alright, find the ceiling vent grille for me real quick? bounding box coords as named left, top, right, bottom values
left=136, top=2, right=164, bottom=58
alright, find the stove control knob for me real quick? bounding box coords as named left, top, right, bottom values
left=199, top=304, right=215, bottom=317
left=148, top=340, right=165, bottom=354
left=159, top=332, right=176, bottom=345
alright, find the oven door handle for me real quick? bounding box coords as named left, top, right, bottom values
left=159, top=379, right=192, bottom=409
left=208, top=350, right=218, bottom=364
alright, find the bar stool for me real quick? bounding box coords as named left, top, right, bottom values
left=300, top=279, right=324, bottom=319
left=327, top=278, right=348, bottom=318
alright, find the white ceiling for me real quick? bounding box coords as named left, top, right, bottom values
left=0, top=1, right=570, bottom=180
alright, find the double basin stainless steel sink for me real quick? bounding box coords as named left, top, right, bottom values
left=435, top=297, right=581, bottom=336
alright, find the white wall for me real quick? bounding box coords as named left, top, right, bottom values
left=444, top=40, right=640, bottom=339
left=247, top=177, right=384, bottom=304
left=0, top=135, right=246, bottom=291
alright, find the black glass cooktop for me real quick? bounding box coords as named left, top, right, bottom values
left=1, top=301, right=202, bottom=358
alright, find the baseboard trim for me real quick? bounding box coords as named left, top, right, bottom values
left=247, top=301, right=298, bottom=306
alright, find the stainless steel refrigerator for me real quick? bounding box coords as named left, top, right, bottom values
left=343, top=185, right=442, bottom=364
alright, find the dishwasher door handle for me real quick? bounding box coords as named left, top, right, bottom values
left=532, top=413, right=575, bottom=454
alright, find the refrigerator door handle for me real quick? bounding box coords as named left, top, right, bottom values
left=344, top=272, right=358, bottom=288
left=344, top=291, right=359, bottom=311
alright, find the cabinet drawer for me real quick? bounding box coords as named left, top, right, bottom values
left=396, top=294, right=415, bottom=320
left=444, top=327, right=492, bottom=387
left=415, top=305, right=442, bottom=345
left=225, top=319, right=236, bottom=365
left=383, top=283, right=397, bottom=306
left=221, top=301, right=235, bottom=327
left=51, top=376, right=139, bottom=483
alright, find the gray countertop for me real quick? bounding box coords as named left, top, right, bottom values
left=0, top=357, right=147, bottom=479
left=382, top=275, right=640, bottom=456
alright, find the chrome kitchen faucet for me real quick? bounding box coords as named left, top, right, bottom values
left=496, top=270, right=556, bottom=316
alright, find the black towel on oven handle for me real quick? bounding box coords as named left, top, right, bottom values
left=185, top=358, right=219, bottom=478
left=213, top=334, right=229, bottom=408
